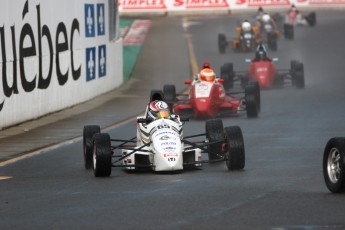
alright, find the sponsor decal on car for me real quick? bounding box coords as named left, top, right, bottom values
left=161, top=142, right=177, bottom=146
left=164, top=153, right=178, bottom=157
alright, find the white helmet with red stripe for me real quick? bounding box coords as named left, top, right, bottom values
left=147, top=100, right=171, bottom=120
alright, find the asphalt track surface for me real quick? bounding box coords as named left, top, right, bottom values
left=1, top=11, right=345, bottom=230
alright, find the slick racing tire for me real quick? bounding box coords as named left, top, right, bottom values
left=295, top=63, right=305, bottom=89
left=220, top=63, right=234, bottom=90
left=248, top=81, right=261, bottom=112
left=218, top=33, right=227, bottom=54
left=163, top=84, right=176, bottom=113
left=150, top=90, right=164, bottom=102
left=206, top=119, right=224, bottom=161
left=283, top=23, right=294, bottom=40
left=323, top=138, right=345, bottom=193
left=83, top=125, right=100, bottom=169
left=224, top=126, right=245, bottom=170
left=93, top=133, right=112, bottom=177
left=267, top=33, right=278, bottom=51
left=305, top=12, right=316, bottom=27
left=245, top=83, right=259, bottom=118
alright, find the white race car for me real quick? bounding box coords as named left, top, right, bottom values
left=83, top=115, right=245, bottom=177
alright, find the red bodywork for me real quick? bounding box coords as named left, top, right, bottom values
left=247, top=60, right=277, bottom=88
left=173, top=80, right=241, bottom=118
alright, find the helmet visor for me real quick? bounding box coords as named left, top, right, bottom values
left=157, top=109, right=170, bottom=118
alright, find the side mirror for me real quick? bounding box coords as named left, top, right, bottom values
left=245, top=59, right=251, bottom=63
left=184, top=80, right=192, bottom=85
left=272, top=57, right=279, bottom=62
left=136, top=118, right=147, bottom=123
left=180, top=117, right=190, bottom=122
left=217, top=78, right=224, bottom=83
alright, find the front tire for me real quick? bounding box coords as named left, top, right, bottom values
left=206, top=119, right=224, bottom=161
left=284, top=23, right=294, bottom=40
left=93, top=133, right=112, bottom=177
left=218, top=33, right=227, bottom=54
left=83, top=125, right=100, bottom=169
left=224, top=126, right=245, bottom=170
left=220, top=63, right=234, bottom=90
left=323, top=138, right=345, bottom=193
left=295, top=63, right=305, bottom=89
left=245, top=83, right=259, bottom=118
left=163, top=84, right=176, bottom=113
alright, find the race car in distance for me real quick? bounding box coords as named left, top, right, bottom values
left=164, top=82, right=260, bottom=119
left=323, top=137, right=345, bottom=193
left=220, top=45, right=305, bottom=90
left=283, top=9, right=316, bottom=40
left=83, top=101, right=246, bottom=177
left=218, top=20, right=260, bottom=53
left=269, top=5, right=316, bottom=40
left=160, top=64, right=260, bottom=119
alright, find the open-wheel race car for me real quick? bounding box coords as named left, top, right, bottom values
left=218, top=24, right=260, bottom=53
left=323, top=137, right=345, bottom=193
left=220, top=49, right=305, bottom=90
left=83, top=114, right=246, bottom=177
left=161, top=77, right=260, bottom=119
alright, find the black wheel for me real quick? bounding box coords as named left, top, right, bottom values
left=290, top=60, right=298, bottom=85
left=323, top=138, right=345, bottom=193
left=83, top=125, right=100, bottom=169
left=150, top=90, right=164, bottom=102
left=224, top=126, right=245, bottom=170
left=274, top=74, right=284, bottom=88
left=220, top=63, right=234, bottom=90
left=268, top=33, right=278, bottom=51
left=295, top=63, right=305, bottom=89
left=245, top=84, right=259, bottom=118
left=305, top=12, right=316, bottom=27
left=93, top=133, right=112, bottom=177
left=163, top=84, right=176, bottom=113
left=284, top=23, right=294, bottom=40
left=290, top=60, right=298, bottom=73
left=248, top=80, right=260, bottom=112
left=218, top=33, right=227, bottom=54
left=241, top=76, right=249, bottom=88
left=206, top=119, right=224, bottom=161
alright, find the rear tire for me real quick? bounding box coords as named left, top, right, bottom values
left=224, top=126, right=245, bottom=170
left=218, top=33, right=227, bottom=54
left=93, top=133, right=112, bottom=177
left=245, top=84, right=259, bottom=118
left=323, top=138, right=345, bottom=193
left=206, top=119, right=224, bottom=161
left=83, top=125, right=100, bottom=169
left=284, top=23, right=294, bottom=40
left=220, top=63, right=234, bottom=90
left=305, top=12, right=316, bottom=27
left=295, top=63, right=305, bottom=89
left=150, top=90, right=164, bottom=102
left=268, top=33, right=278, bottom=51
left=163, top=84, right=176, bottom=113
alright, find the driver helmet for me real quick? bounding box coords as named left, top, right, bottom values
left=291, top=4, right=297, bottom=12
left=262, top=13, right=271, bottom=23
left=199, top=68, right=216, bottom=82
left=241, top=20, right=251, bottom=32
left=147, top=100, right=171, bottom=120
left=258, top=50, right=266, bottom=60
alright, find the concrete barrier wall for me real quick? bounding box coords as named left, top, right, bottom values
left=0, top=0, right=123, bottom=129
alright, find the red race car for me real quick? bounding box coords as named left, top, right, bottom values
left=220, top=45, right=305, bottom=90
left=160, top=65, right=260, bottom=119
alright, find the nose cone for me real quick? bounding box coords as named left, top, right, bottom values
left=194, top=98, right=214, bottom=117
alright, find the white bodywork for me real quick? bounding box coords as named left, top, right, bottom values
left=122, top=117, right=202, bottom=171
